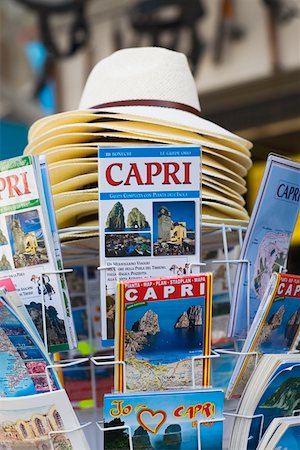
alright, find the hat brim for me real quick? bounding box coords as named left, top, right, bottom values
left=26, top=119, right=251, bottom=157
left=28, top=108, right=252, bottom=150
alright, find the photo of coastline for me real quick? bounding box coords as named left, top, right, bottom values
left=6, top=210, right=49, bottom=268
left=105, top=233, right=151, bottom=257
left=153, top=201, right=196, bottom=256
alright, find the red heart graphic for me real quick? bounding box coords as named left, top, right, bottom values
left=137, top=408, right=167, bottom=434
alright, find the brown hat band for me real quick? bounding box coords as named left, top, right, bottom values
left=90, top=99, right=202, bottom=118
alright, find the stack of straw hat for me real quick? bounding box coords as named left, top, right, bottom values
left=24, top=47, right=252, bottom=240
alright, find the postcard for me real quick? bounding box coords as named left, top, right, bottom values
left=229, top=155, right=300, bottom=338
left=103, top=389, right=224, bottom=450
left=227, top=273, right=300, bottom=399
left=0, top=292, right=61, bottom=397
left=115, top=273, right=212, bottom=392
left=229, top=354, right=300, bottom=450
left=0, top=389, right=90, bottom=449
left=257, top=417, right=300, bottom=450
left=0, top=156, right=76, bottom=351
left=98, top=145, right=201, bottom=343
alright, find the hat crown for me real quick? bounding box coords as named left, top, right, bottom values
left=79, top=47, right=201, bottom=111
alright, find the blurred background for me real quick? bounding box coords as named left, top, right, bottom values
left=1, top=0, right=299, bottom=239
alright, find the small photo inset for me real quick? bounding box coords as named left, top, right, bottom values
left=25, top=360, right=47, bottom=375
left=2, top=326, right=25, bottom=336
left=105, top=201, right=151, bottom=232
left=17, top=348, right=44, bottom=360
left=6, top=209, right=49, bottom=268
left=105, top=233, right=151, bottom=257
left=0, top=251, right=12, bottom=271
left=153, top=201, right=196, bottom=256
left=9, top=335, right=34, bottom=348
left=0, top=228, right=8, bottom=246
left=31, top=374, right=58, bottom=392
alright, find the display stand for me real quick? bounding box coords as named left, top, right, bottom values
left=36, top=218, right=295, bottom=450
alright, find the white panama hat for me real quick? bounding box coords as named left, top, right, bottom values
left=29, top=47, right=252, bottom=150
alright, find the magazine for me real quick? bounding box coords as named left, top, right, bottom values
left=0, top=389, right=90, bottom=449
left=115, top=273, right=212, bottom=392
left=229, top=354, right=300, bottom=450
left=0, top=290, right=61, bottom=397
left=229, top=155, right=300, bottom=338
left=0, top=155, right=76, bottom=352
left=227, top=272, right=300, bottom=399
left=98, top=145, right=201, bottom=344
left=257, top=416, right=300, bottom=450
left=103, top=389, right=224, bottom=450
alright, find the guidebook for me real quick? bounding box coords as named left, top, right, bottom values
left=0, top=155, right=76, bottom=352
left=0, top=389, right=90, bottom=449
left=227, top=272, right=300, bottom=399
left=103, top=389, right=224, bottom=450
left=229, top=354, right=300, bottom=450
left=0, top=289, right=61, bottom=397
left=115, top=273, right=212, bottom=392
left=229, top=155, right=300, bottom=338
left=98, top=145, right=201, bottom=343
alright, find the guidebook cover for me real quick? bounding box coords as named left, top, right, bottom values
left=0, top=156, right=73, bottom=351
left=115, top=273, right=212, bottom=392
left=0, top=389, right=90, bottom=449
left=229, top=155, right=300, bottom=338
left=0, top=291, right=61, bottom=397
left=227, top=273, right=300, bottom=399
left=247, top=362, right=300, bottom=450
left=103, top=389, right=224, bottom=450
left=98, top=145, right=201, bottom=343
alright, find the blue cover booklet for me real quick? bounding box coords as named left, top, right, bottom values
left=229, top=155, right=300, bottom=338
left=103, top=389, right=224, bottom=450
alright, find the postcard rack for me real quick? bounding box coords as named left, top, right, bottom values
left=38, top=221, right=291, bottom=450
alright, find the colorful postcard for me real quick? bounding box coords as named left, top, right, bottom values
left=227, top=273, right=300, bottom=399
left=103, top=389, right=224, bottom=450
left=115, top=274, right=212, bottom=392
left=0, top=389, right=90, bottom=449
left=0, top=292, right=60, bottom=397
left=257, top=417, right=300, bottom=450
left=98, top=145, right=201, bottom=343
left=229, top=155, right=300, bottom=338
left=247, top=362, right=300, bottom=450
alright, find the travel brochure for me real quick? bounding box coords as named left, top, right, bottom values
left=0, top=288, right=61, bottom=397
left=103, top=389, right=224, bottom=450
left=98, top=145, right=201, bottom=344
left=229, top=155, right=300, bottom=338
left=229, top=353, right=300, bottom=450
left=115, top=273, right=212, bottom=392
left=227, top=272, right=300, bottom=399
left=0, top=156, right=76, bottom=352
left=0, top=389, right=90, bottom=449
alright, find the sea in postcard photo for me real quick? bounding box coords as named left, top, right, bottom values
left=276, top=424, right=300, bottom=449
left=258, top=296, right=300, bottom=352
left=6, top=209, right=49, bottom=268
left=105, top=200, right=151, bottom=232
left=17, top=347, right=44, bottom=360
left=153, top=201, right=195, bottom=256
left=9, top=334, right=35, bottom=348
left=125, top=297, right=204, bottom=364
left=0, top=352, right=37, bottom=397
left=105, top=233, right=151, bottom=257
left=248, top=364, right=300, bottom=450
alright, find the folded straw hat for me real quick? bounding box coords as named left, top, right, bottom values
left=26, top=47, right=253, bottom=232
left=28, top=47, right=252, bottom=149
